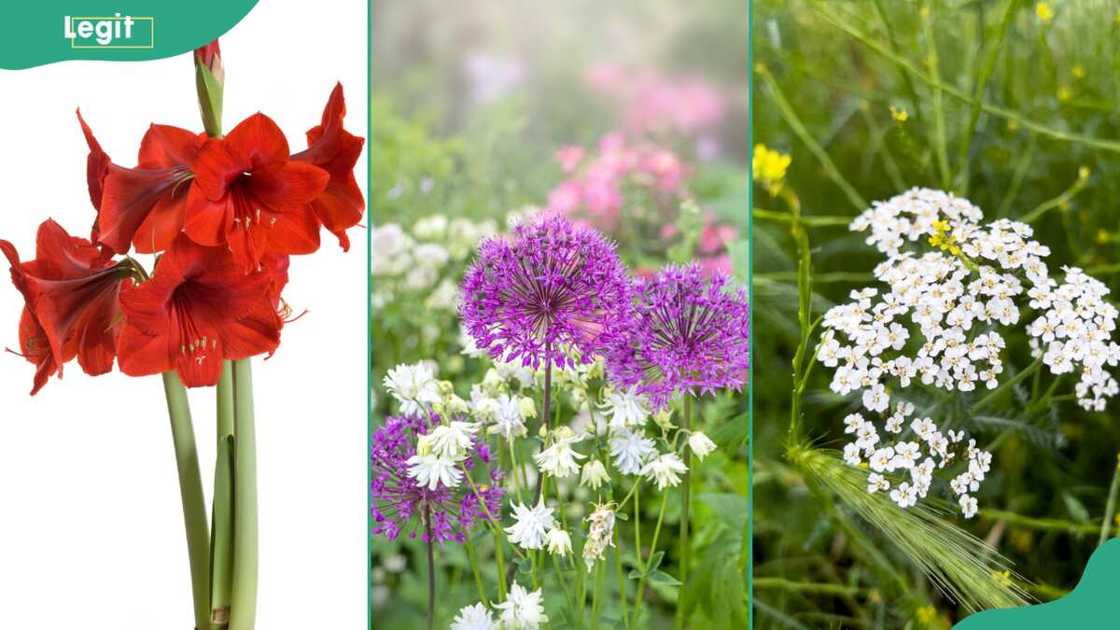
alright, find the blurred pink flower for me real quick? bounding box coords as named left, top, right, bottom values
left=699, top=254, right=733, bottom=276
left=699, top=221, right=737, bottom=254
left=555, top=146, right=585, bottom=174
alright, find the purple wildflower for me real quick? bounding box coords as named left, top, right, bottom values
left=606, top=264, right=749, bottom=408
left=370, top=415, right=503, bottom=543
left=460, top=214, right=632, bottom=369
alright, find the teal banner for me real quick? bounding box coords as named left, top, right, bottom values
left=955, top=539, right=1120, bottom=628
left=0, top=1, right=257, bottom=69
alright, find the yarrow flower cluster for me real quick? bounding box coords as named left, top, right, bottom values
left=370, top=414, right=502, bottom=543
left=821, top=188, right=1120, bottom=517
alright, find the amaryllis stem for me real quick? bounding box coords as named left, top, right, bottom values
left=229, top=359, right=258, bottom=630
left=425, top=505, right=436, bottom=630
left=161, top=370, right=213, bottom=630
left=210, top=361, right=236, bottom=627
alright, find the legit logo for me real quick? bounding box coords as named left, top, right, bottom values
left=64, top=14, right=154, bottom=49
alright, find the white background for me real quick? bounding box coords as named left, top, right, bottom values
left=0, top=1, right=367, bottom=627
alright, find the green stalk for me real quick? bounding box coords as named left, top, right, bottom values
left=590, top=559, right=603, bottom=630
left=679, top=395, right=693, bottom=586
left=464, top=537, right=487, bottom=604
left=229, top=359, right=258, bottom=630
left=613, top=528, right=629, bottom=629
left=161, top=371, right=212, bottom=630
left=632, top=492, right=669, bottom=626
left=920, top=1, right=951, bottom=189
left=425, top=506, right=436, bottom=630
left=210, top=362, right=235, bottom=627
left=1099, top=456, right=1120, bottom=547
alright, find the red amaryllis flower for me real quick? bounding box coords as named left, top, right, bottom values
left=116, top=237, right=284, bottom=387
left=0, top=220, right=129, bottom=394
left=78, top=111, right=205, bottom=254
left=292, top=83, right=366, bottom=250
left=185, top=113, right=329, bottom=271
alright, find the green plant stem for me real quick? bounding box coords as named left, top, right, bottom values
left=162, top=371, right=213, bottom=630
left=633, top=491, right=669, bottom=627
left=753, top=577, right=864, bottom=597
left=1021, top=171, right=1091, bottom=224
left=816, top=5, right=1120, bottom=154
left=211, top=361, right=235, bottom=627
left=753, top=208, right=852, bottom=227
left=549, top=554, right=574, bottom=614
left=229, top=359, right=258, bottom=630
left=970, top=357, right=1042, bottom=414
left=494, top=529, right=508, bottom=601
left=533, top=355, right=553, bottom=505
left=957, top=0, right=1016, bottom=193
left=1099, top=456, right=1120, bottom=547
left=425, top=506, right=436, bottom=630
left=982, top=509, right=1100, bottom=536
left=591, top=559, right=603, bottom=630
left=464, top=537, right=487, bottom=604
left=756, top=64, right=867, bottom=211
left=920, top=1, right=951, bottom=189
left=679, top=395, right=693, bottom=588
left=613, top=528, right=629, bottom=629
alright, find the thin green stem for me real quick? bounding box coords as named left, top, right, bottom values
left=633, top=491, right=670, bottom=626
left=1021, top=169, right=1091, bottom=224
left=982, top=508, right=1100, bottom=536
left=211, top=361, right=235, bottom=627
left=162, top=371, right=212, bottom=630
left=920, top=2, right=951, bottom=188
left=753, top=577, right=864, bottom=597
left=1099, top=456, right=1120, bottom=547
left=591, top=558, right=603, bottom=630
left=425, top=506, right=436, bottom=630
left=970, top=357, right=1042, bottom=414
left=679, top=395, right=693, bottom=587
left=229, top=359, right=258, bottom=630
left=957, top=0, right=1016, bottom=193
left=613, top=527, right=629, bottom=629
left=464, top=537, right=487, bottom=605
left=757, top=64, right=867, bottom=211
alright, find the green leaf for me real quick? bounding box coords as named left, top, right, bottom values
left=1064, top=492, right=1091, bottom=523
left=648, top=570, right=683, bottom=587
left=647, top=550, right=665, bottom=572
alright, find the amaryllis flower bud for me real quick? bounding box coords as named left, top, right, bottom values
left=77, top=110, right=205, bottom=254
left=0, top=220, right=131, bottom=394
left=116, top=237, right=284, bottom=387
left=184, top=113, right=330, bottom=272
left=291, top=83, right=366, bottom=251
left=193, top=39, right=224, bottom=138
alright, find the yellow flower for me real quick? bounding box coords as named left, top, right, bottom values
left=1007, top=119, right=1020, bottom=132
left=929, top=220, right=962, bottom=256
left=1072, top=64, right=1086, bottom=79
left=916, top=606, right=938, bottom=624
left=753, top=144, right=792, bottom=196
left=1079, top=166, right=1091, bottom=180
left=890, top=105, right=909, bottom=123
left=1057, top=85, right=1072, bottom=102
left=1036, top=2, right=1054, bottom=23
left=993, top=570, right=1013, bottom=588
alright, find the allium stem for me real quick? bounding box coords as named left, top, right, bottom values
left=533, top=352, right=554, bottom=505
left=425, top=505, right=436, bottom=630
left=1100, top=455, right=1120, bottom=547
left=679, top=395, right=693, bottom=585
left=161, top=370, right=212, bottom=630
left=229, top=359, right=258, bottom=630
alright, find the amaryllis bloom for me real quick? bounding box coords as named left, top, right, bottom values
left=115, top=237, right=284, bottom=387
left=460, top=215, right=631, bottom=369
left=606, top=264, right=749, bottom=408
left=371, top=414, right=502, bottom=543
left=185, top=113, right=329, bottom=271
left=1, top=220, right=130, bottom=394
left=291, top=84, right=366, bottom=251
left=78, top=111, right=205, bottom=254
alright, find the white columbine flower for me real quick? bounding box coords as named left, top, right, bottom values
left=405, top=454, right=462, bottom=490
left=490, top=394, right=528, bottom=439
left=535, top=434, right=586, bottom=478
left=600, top=387, right=650, bottom=430
left=383, top=362, right=440, bottom=415
left=546, top=528, right=572, bottom=556
left=494, top=582, right=549, bottom=630
left=426, top=421, right=478, bottom=460
left=505, top=501, right=555, bottom=550
left=641, top=452, right=689, bottom=490
left=580, top=459, right=610, bottom=490
left=451, top=602, right=497, bottom=630
left=687, top=431, right=718, bottom=460
left=609, top=429, right=657, bottom=475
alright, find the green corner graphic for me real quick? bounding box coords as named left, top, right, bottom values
left=956, top=539, right=1120, bottom=628
left=1, top=2, right=257, bottom=69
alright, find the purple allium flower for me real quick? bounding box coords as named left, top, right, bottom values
left=606, top=264, right=749, bottom=408
left=370, top=415, right=503, bottom=543
left=460, top=215, right=632, bottom=369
